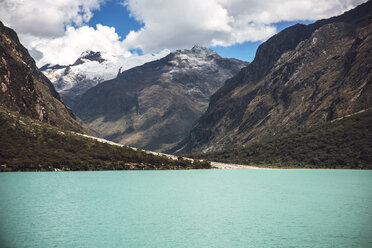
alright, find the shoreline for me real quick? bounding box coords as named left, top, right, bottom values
left=211, top=162, right=267, bottom=170
left=28, top=133, right=367, bottom=171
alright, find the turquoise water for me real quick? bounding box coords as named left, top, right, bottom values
left=0, top=170, right=371, bottom=248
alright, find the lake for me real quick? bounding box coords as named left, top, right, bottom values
left=0, top=169, right=371, bottom=248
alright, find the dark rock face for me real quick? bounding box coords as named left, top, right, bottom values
left=175, top=1, right=372, bottom=154
left=39, top=63, right=67, bottom=71
left=0, top=21, right=85, bottom=132
left=73, top=46, right=247, bottom=152
left=72, top=51, right=106, bottom=66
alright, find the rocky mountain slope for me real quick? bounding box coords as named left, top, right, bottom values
left=73, top=45, right=247, bottom=152
left=0, top=21, right=84, bottom=132
left=175, top=1, right=372, bottom=154
left=41, top=49, right=170, bottom=107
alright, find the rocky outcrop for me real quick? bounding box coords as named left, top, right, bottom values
left=175, top=1, right=372, bottom=154
left=0, top=21, right=85, bottom=132
left=73, top=46, right=247, bottom=152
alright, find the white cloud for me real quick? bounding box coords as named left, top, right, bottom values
left=0, top=0, right=130, bottom=66
left=0, top=0, right=367, bottom=65
left=22, top=25, right=131, bottom=66
left=0, top=0, right=105, bottom=37
left=122, top=0, right=367, bottom=52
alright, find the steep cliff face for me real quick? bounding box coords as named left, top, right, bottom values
left=41, top=49, right=171, bottom=108
left=0, top=21, right=84, bottom=132
left=73, top=46, right=247, bottom=152
left=176, top=1, right=372, bottom=154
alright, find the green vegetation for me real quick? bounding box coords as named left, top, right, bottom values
left=0, top=108, right=210, bottom=171
left=190, top=109, right=372, bottom=169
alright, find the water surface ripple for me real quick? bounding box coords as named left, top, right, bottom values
left=0, top=169, right=371, bottom=248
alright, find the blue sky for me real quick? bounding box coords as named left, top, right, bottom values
left=212, top=20, right=314, bottom=61
left=88, top=1, right=143, bottom=39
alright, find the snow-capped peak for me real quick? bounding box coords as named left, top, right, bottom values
left=80, top=50, right=96, bottom=57
left=41, top=49, right=171, bottom=107
left=175, top=45, right=218, bottom=58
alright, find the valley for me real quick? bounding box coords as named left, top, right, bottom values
left=1, top=1, right=371, bottom=170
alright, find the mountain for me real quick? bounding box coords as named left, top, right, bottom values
left=175, top=1, right=372, bottom=154
left=41, top=49, right=171, bottom=107
left=0, top=21, right=210, bottom=171
left=0, top=21, right=84, bottom=132
left=73, top=45, right=247, bottom=152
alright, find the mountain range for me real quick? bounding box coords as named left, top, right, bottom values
left=1, top=0, right=371, bottom=169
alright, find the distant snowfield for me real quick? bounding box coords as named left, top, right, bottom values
left=69, top=49, right=171, bottom=82
left=42, top=49, right=171, bottom=94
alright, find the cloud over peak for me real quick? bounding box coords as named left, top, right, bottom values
left=0, top=0, right=367, bottom=65
left=22, top=24, right=131, bottom=66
